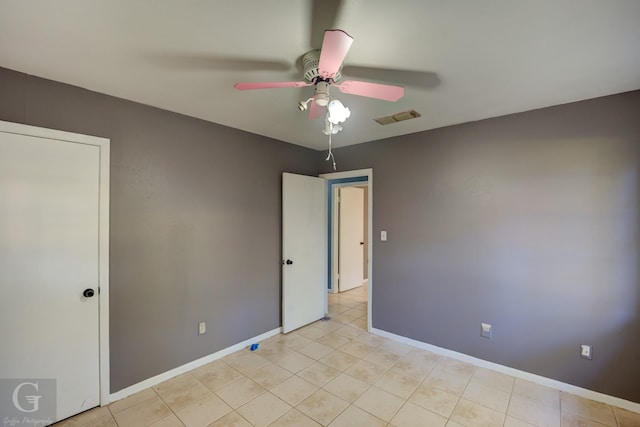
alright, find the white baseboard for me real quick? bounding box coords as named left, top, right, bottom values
left=371, top=328, right=640, bottom=414
left=108, top=327, right=282, bottom=404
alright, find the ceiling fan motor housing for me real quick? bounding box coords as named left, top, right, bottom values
left=314, top=81, right=330, bottom=106
left=302, top=50, right=342, bottom=83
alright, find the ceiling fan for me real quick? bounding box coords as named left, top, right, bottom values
left=234, top=29, right=405, bottom=120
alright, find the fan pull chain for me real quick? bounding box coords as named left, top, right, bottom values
left=325, top=123, right=337, bottom=170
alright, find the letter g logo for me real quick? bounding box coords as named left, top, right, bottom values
left=12, top=382, right=42, bottom=413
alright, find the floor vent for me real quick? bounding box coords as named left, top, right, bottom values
left=374, top=110, right=421, bottom=125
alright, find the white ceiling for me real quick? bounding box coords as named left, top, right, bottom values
left=2, top=1, right=640, bottom=150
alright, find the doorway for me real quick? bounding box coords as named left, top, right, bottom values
left=321, top=169, right=372, bottom=332
left=280, top=169, right=372, bottom=335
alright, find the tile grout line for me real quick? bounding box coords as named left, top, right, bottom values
left=501, top=379, right=515, bottom=427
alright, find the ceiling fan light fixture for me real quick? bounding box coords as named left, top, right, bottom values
left=327, top=99, right=350, bottom=124
left=323, top=118, right=343, bottom=135
left=298, top=97, right=314, bottom=111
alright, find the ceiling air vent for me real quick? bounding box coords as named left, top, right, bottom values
left=374, top=110, right=421, bottom=125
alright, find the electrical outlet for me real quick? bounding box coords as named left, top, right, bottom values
left=580, top=344, right=592, bottom=360
left=481, top=323, right=492, bottom=339
left=199, top=322, right=206, bottom=335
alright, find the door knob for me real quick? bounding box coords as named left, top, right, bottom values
left=83, top=288, right=95, bottom=298
left=285, top=259, right=293, bottom=265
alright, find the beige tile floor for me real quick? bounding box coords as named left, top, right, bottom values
left=56, top=285, right=640, bottom=427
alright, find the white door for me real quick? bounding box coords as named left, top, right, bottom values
left=338, top=187, right=364, bottom=292
left=282, top=173, right=327, bottom=333
left=0, top=131, right=101, bottom=422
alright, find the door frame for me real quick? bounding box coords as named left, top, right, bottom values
left=0, top=120, right=111, bottom=406
left=320, top=168, right=372, bottom=331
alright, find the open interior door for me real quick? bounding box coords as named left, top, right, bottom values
left=338, top=186, right=365, bottom=292
left=282, top=173, right=327, bottom=333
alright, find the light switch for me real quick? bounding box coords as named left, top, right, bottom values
left=481, top=323, right=492, bottom=338
left=580, top=344, right=592, bottom=360
left=381, top=230, right=387, bottom=241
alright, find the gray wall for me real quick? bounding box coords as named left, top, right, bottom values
left=3, top=64, right=639, bottom=402
left=320, top=91, right=640, bottom=403
left=0, top=67, right=319, bottom=392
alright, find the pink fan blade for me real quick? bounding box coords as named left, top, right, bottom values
left=318, top=29, right=353, bottom=80
left=234, top=81, right=311, bottom=90
left=308, top=99, right=324, bottom=119
left=337, top=80, right=404, bottom=101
